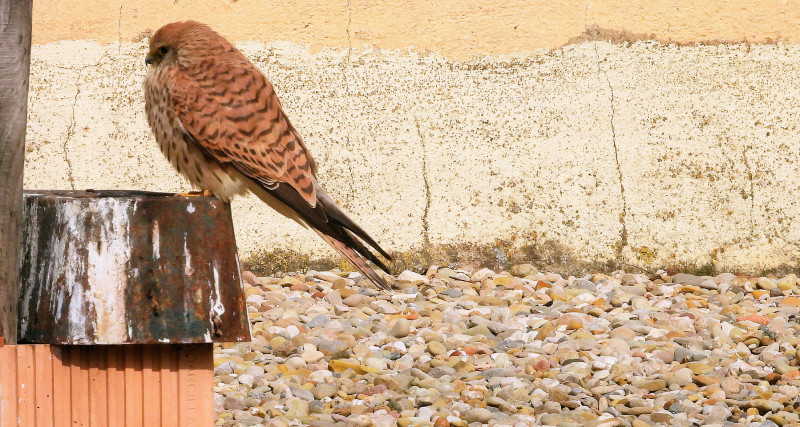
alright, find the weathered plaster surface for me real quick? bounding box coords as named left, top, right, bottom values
left=23, top=40, right=800, bottom=272
left=31, top=1, right=800, bottom=59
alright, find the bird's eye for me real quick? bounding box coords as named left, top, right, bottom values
left=158, top=46, right=169, bottom=55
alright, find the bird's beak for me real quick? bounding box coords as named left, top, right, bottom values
left=145, top=53, right=154, bottom=65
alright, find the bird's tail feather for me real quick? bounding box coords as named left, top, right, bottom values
left=246, top=179, right=393, bottom=290
left=339, top=227, right=390, bottom=273
left=316, top=188, right=392, bottom=260
left=314, top=230, right=392, bottom=291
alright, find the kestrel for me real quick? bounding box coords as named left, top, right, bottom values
left=143, top=21, right=393, bottom=289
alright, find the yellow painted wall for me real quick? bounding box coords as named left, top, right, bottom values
left=34, top=1, right=800, bottom=58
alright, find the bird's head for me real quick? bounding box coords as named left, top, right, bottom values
left=146, top=21, right=219, bottom=67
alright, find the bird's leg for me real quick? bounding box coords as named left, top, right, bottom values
left=175, top=189, right=213, bottom=197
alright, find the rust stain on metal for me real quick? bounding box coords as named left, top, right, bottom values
left=17, top=190, right=250, bottom=344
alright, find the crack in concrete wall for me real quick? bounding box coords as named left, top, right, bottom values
left=415, top=117, right=431, bottom=246
left=62, top=67, right=80, bottom=190
left=117, top=5, right=122, bottom=54
left=593, top=42, right=628, bottom=257
left=345, top=0, right=353, bottom=64
left=59, top=54, right=107, bottom=190
left=741, top=144, right=755, bottom=236
left=338, top=0, right=358, bottom=207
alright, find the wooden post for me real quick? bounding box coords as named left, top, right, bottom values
left=0, top=0, right=33, bottom=345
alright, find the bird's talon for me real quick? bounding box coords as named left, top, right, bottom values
left=175, top=190, right=212, bottom=197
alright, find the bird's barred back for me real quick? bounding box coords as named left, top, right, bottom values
left=143, top=20, right=392, bottom=289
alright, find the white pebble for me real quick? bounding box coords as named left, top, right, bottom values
left=285, top=325, right=300, bottom=338
left=237, top=373, right=255, bottom=387
left=285, top=357, right=307, bottom=370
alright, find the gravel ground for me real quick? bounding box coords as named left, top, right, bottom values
left=214, top=266, right=800, bottom=427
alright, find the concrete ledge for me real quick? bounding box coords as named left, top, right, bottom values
left=23, top=40, right=800, bottom=273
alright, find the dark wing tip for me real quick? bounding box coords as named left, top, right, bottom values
left=362, top=269, right=395, bottom=291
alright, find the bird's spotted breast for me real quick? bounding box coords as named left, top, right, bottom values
left=144, top=67, right=247, bottom=201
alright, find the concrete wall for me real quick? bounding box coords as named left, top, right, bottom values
left=23, top=1, right=800, bottom=273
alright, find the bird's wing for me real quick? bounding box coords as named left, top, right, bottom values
left=167, top=59, right=318, bottom=206
left=165, top=59, right=393, bottom=289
